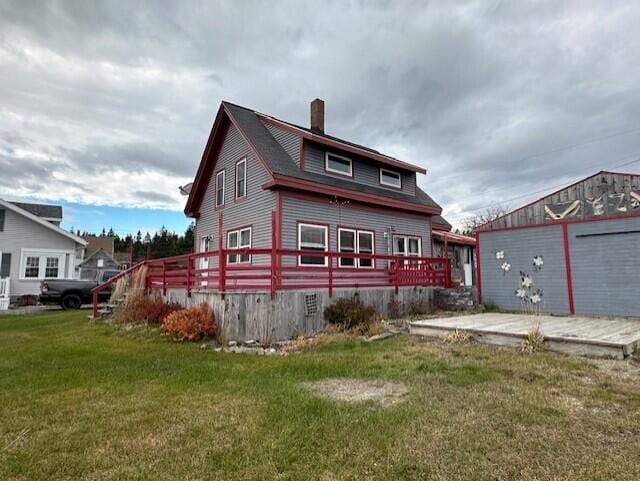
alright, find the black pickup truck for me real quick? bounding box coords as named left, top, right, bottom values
left=39, top=270, right=121, bottom=309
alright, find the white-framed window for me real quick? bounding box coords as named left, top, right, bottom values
left=45, top=257, right=59, bottom=278
left=393, top=235, right=421, bottom=261
left=235, top=158, right=247, bottom=199
left=227, top=227, right=251, bottom=264
left=380, top=168, right=402, bottom=188
left=97, top=258, right=104, bottom=268
left=338, top=228, right=374, bottom=268
left=325, top=152, right=352, bottom=177
left=215, top=170, right=225, bottom=207
left=24, top=256, right=40, bottom=278
left=20, top=249, right=73, bottom=280
left=298, top=223, right=328, bottom=266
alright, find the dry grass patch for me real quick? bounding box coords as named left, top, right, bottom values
left=305, top=378, right=409, bottom=407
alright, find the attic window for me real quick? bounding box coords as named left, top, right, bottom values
left=325, top=153, right=352, bottom=177
left=215, top=170, right=225, bottom=207
left=380, top=168, right=402, bottom=188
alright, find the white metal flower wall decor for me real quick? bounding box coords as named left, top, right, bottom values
left=495, top=250, right=510, bottom=275
left=532, top=255, right=544, bottom=271
left=515, top=270, right=544, bottom=315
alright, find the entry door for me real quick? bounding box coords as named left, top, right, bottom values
left=463, top=247, right=473, bottom=286
left=200, top=237, right=210, bottom=287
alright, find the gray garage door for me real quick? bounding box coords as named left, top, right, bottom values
left=568, top=217, right=640, bottom=317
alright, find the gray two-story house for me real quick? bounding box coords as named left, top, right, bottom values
left=0, top=199, right=86, bottom=306
left=185, top=99, right=443, bottom=280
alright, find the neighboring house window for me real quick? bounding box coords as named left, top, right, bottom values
left=338, top=228, right=374, bottom=268
left=298, top=223, right=328, bottom=266
left=24, top=256, right=39, bottom=278
left=235, top=158, right=247, bottom=199
left=215, top=170, right=225, bottom=207
left=20, top=249, right=71, bottom=280
left=325, top=152, right=352, bottom=177
left=393, top=235, right=421, bottom=261
left=0, top=209, right=5, bottom=232
left=97, top=259, right=104, bottom=268
left=227, top=227, right=251, bottom=264
left=380, top=168, right=402, bottom=188
left=45, top=257, right=59, bottom=278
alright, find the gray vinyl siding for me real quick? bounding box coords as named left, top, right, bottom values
left=280, top=194, right=432, bottom=269
left=264, top=123, right=301, bottom=166
left=0, top=208, right=83, bottom=298
left=195, top=123, right=276, bottom=270
left=303, top=141, right=417, bottom=196
left=479, top=226, right=570, bottom=314
left=568, top=217, right=640, bottom=317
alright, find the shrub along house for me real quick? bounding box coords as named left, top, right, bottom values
left=477, top=171, right=640, bottom=317
left=96, top=100, right=452, bottom=339
left=0, top=199, right=86, bottom=308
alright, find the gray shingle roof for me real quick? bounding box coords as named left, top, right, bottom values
left=10, top=202, right=62, bottom=219
left=223, top=102, right=441, bottom=211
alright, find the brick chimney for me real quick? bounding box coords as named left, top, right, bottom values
left=310, top=98, right=324, bottom=133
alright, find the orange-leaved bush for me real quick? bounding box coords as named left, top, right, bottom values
left=162, top=303, right=218, bottom=342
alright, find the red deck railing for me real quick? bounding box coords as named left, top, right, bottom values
left=91, top=248, right=451, bottom=317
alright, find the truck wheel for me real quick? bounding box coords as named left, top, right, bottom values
left=61, top=294, right=82, bottom=310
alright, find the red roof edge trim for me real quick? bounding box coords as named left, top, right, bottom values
left=264, top=174, right=441, bottom=215
left=258, top=114, right=427, bottom=175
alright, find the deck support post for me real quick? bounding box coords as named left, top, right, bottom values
left=270, top=211, right=277, bottom=300
left=328, top=252, right=333, bottom=298
left=218, top=213, right=225, bottom=297
left=162, top=260, right=167, bottom=296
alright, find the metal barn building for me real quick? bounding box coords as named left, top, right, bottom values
left=477, top=171, right=640, bottom=317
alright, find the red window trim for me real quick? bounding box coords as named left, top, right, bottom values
left=337, top=226, right=376, bottom=269
left=296, top=220, right=330, bottom=267
left=214, top=169, right=225, bottom=210
left=234, top=157, right=247, bottom=201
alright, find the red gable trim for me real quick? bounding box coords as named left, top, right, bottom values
left=258, top=114, right=427, bottom=175
left=263, top=173, right=441, bottom=215
left=432, top=229, right=477, bottom=246
left=185, top=103, right=276, bottom=217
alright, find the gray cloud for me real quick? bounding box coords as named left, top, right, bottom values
left=0, top=0, right=639, bottom=224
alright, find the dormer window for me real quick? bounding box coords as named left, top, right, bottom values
left=325, top=152, right=352, bottom=177
left=380, top=168, right=402, bottom=188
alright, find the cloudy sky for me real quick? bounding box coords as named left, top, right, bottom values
left=1, top=0, right=639, bottom=235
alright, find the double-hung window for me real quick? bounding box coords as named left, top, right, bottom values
left=338, top=228, right=374, bottom=268
left=379, top=168, right=402, bottom=188
left=215, top=170, right=225, bottom=207
left=45, top=257, right=59, bottom=278
left=24, top=256, right=40, bottom=278
left=298, top=223, right=328, bottom=266
left=325, top=152, right=352, bottom=177
left=227, top=227, right=251, bottom=264
left=393, top=235, right=421, bottom=264
left=235, top=158, right=247, bottom=199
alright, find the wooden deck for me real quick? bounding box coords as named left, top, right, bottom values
left=409, top=313, right=640, bottom=359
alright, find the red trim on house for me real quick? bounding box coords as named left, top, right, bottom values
left=476, top=233, right=482, bottom=303
left=185, top=103, right=277, bottom=217
left=561, top=223, right=576, bottom=315
left=336, top=225, right=377, bottom=269
left=296, top=220, right=331, bottom=268
left=280, top=189, right=435, bottom=220
left=432, top=229, right=477, bottom=246
left=264, top=174, right=441, bottom=215
left=477, top=170, right=640, bottom=231
left=234, top=157, right=248, bottom=202
left=258, top=114, right=427, bottom=174
left=477, top=210, right=640, bottom=234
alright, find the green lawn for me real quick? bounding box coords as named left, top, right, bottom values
left=1, top=311, right=639, bottom=481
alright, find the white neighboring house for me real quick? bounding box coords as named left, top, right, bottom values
left=0, top=199, right=87, bottom=307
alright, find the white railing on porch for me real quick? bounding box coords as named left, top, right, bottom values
left=0, top=278, right=9, bottom=311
